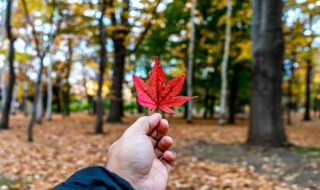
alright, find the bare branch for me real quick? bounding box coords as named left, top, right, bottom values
left=20, top=0, right=41, bottom=56
left=127, top=0, right=161, bottom=55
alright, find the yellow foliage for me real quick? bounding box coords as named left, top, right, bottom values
left=86, top=81, right=110, bottom=96
left=85, top=59, right=98, bottom=70
left=235, top=40, right=251, bottom=62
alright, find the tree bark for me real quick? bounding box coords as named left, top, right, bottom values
left=95, top=0, right=107, bottom=134
left=186, top=0, right=197, bottom=123
left=209, top=96, right=215, bottom=118
left=303, top=14, right=313, bottom=121
left=304, top=59, right=312, bottom=121
left=0, top=0, right=16, bottom=129
left=219, top=0, right=232, bottom=125
left=107, top=42, right=125, bottom=122
left=35, top=78, right=43, bottom=123
left=228, top=69, right=237, bottom=124
left=22, top=0, right=47, bottom=140
left=46, top=52, right=53, bottom=121
left=10, top=83, right=18, bottom=114
left=203, top=89, right=209, bottom=119
left=45, top=0, right=59, bottom=121
left=248, top=0, right=287, bottom=146
left=53, top=82, right=62, bottom=113
left=62, top=38, right=73, bottom=116
left=107, top=0, right=129, bottom=123
left=1, top=64, right=6, bottom=110
left=27, top=54, right=45, bottom=141
left=22, top=79, right=28, bottom=116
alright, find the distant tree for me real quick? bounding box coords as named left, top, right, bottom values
left=0, top=0, right=6, bottom=110
left=21, top=0, right=58, bottom=141
left=107, top=0, right=161, bottom=122
left=94, top=0, right=107, bottom=134
left=303, top=13, right=314, bottom=121
left=0, top=0, right=16, bottom=129
left=186, top=0, right=197, bottom=123
left=62, top=38, right=73, bottom=116
left=218, top=0, right=232, bottom=125
left=248, top=0, right=287, bottom=146
left=45, top=0, right=61, bottom=121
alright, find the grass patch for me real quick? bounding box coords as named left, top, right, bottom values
left=290, top=146, right=320, bottom=156
left=0, top=177, right=23, bottom=190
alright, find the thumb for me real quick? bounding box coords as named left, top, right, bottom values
left=127, top=113, right=162, bottom=135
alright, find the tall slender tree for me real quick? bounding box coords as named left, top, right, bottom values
left=248, top=0, right=287, bottom=146
left=0, top=0, right=6, bottom=110
left=219, top=0, right=232, bottom=125
left=186, top=0, right=197, bottom=123
left=46, top=0, right=61, bottom=121
left=21, top=0, right=48, bottom=141
left=303, top=14, right=314, bottom=121
left=62, top=38, right=73, bottom=116
left=95, top=0, right=107, bottom=134
left=0, top=0, right=16, bottom=129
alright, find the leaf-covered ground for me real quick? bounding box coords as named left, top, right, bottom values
left=0, top=113, right=319, bottom=190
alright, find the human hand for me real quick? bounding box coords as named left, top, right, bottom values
left=106, top=113, right=176, bottom=190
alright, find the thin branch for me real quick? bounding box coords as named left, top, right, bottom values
left=127, top=0, right=161, bottom=55
left=108, top=0, right=116, bottom=26
left=20, top=0, right=41, bottom=56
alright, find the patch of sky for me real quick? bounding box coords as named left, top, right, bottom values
left=14, top=39, right=26, bottom=53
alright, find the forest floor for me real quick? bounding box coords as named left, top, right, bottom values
left=0, top=113, right=319, bottom=190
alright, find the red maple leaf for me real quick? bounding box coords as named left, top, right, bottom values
left=133, top=57, right=197, bottom=113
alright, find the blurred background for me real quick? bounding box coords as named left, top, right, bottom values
left=0, top=0, right=319, bottom=189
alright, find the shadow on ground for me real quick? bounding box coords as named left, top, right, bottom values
left=175, top=140, right=320, bottom=189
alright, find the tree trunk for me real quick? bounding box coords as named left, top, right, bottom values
left=219, top=0, right=232, bottom=125
left=95, top=0, right=107, bottom=134
left=209, top=96, right=215, bottom=118
left=46, top=52, right=54, bottom=121
left=1, top=64, right=6, bottom=110
left=248, top=0, right=287, bottom=146
left=304, top=59, right=312, bottom=121
left=53, top=83, right=62, bottom=113
left=10, top=83, right=18, bottom=114
left=107, top=41, right=125, bottom=122
left=27, top=54, right=45, bottom=142
left=228, top=69, right=237, bottom=124
left=107, top=0, right=129, bottom=123
left=203, top=89, right=209, bottom=119
left=186, top=0, right=197, bottom=123
left=22, top=79, right=28, bottom=116
left=35, top=78, right=43, bottom=123
left=0, top=0, right=15, bottom=129
left=45, top=0, right=59, bottom=121
left=303, top=14, right=313, bottom=121
left=63, top=38, right=73, bottom=116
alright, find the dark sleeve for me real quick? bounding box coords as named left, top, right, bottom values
left=53, top=166, right=134, bottom=190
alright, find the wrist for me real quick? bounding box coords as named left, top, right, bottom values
left=105, top=163, right=138, bottom=189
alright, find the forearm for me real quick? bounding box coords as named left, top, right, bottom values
left=53, top=166, right=134, bottom=190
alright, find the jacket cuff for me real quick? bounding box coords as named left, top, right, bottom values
left=53, top=166, right=134, bottom=190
